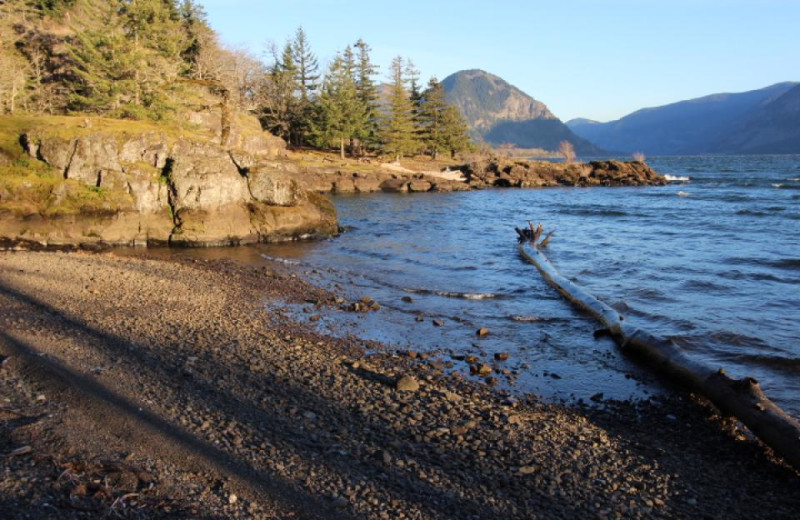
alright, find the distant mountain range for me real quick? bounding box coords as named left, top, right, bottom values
left=441, top=70, right=605, bottom=155
left=566, top=82, right=800, bottom=155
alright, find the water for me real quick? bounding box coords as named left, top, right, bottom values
left=256, top=156, right=800, bottom=416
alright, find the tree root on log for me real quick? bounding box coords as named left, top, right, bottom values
left=518, top=226, right=800, bottom=472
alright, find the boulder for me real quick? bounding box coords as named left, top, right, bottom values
left=380, top=178, right=409, bottom=193
left=168, top=139, right=249, bottom=211
left=408, top=180, right=432, bottom=192
left=247, top=166, right=302, bottom=206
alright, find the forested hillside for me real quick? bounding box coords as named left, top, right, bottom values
left=0, top=0, right=472, bottom=159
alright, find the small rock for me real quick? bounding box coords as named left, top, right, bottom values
left=443, top=390, right=462, bottom=402
left=476, top=328, right=490, bottom=337
left=519, top=465, right=539, bottom=475
left=309, top=315, right=321, bottom=322
left=229, top=494, right=238, bottom=505
left=507, top=414, right=522, bottom=425
left=395, top=375, right=420, bottom=392
left=494, top=352, right=509, bottom=361
left=432, top=319, right=445, bottom=327
left=415, top=315, right=425, bottom=322
left=401, top=296, right=414, bottom=303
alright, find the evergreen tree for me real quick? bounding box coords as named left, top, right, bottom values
left=404, top=58, right=424, bottom=154
left=288, top=26, right=319, bottom=146
left=353, top=39, right=380, bottom=153
left=315, top=46, right=367, bottom=158
left=418, top=77, right=448, bottom=159
left=179, top=0, right=211, bottom=77
left=418, top=77, right=472, bottom=159
left=122, top=0, right=183, bottom=60
left=291, top=26, right=319, bottom=102
left=441, top=103, right=472, bottom=158
left=260, top=42, right=299, bottom=141
left=67, top=28, right=144, bottom=116
left=381, top=56, right=417, bottom=161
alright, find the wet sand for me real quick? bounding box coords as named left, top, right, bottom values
left=1, top=250, right=798, bottom=519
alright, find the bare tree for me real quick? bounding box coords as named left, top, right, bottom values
left=0, top=50, right=28, bottom=114
left=558, top=140, right=576, bottom=164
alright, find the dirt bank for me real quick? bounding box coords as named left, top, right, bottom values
left=0, top=251, right=797, bottom=519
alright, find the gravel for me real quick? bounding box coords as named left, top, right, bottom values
left=0, top=250, right=798, bottom=519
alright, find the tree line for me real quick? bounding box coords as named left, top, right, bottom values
left=1, top=0, right=473, bottom=159
left=265, top=29, right=471, bottom=160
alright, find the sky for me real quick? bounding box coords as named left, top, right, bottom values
left=199, top=0, right=800, bottom=122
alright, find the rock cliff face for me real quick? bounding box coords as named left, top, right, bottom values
left=441, top=70, right=605, bottom=155
left=2, top=117, right=338, bottom=248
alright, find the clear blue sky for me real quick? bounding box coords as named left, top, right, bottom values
left=200, top=0, right=800, bottom=122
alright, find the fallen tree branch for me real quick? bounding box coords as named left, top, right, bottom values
left=518, top=228, right=800, bottom=472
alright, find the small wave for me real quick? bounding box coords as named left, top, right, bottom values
left=404, top=288, right=504, bottom=300
left=735, top=209, right=768, bottom=217
left=665, top=174, right=691, bottom=182
left=508, top=315, right=566, bottom=323
left=767, top=259, right=800, bottom=271
left=260, top=254, right=302, bottom=265
left=718, top=270, right=786, bottom=283
left=559, top=208, right=629, bottom=217
left=677, top=191, right=692, bottom=197
left=788, top=177, right=800, bottom=182
left=773, top=183, right=784, bottom=188
left=735, top=354, right=800, bottom=373
left=680, top=279, right=729, bottom=292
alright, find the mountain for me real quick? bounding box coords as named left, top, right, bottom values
left=708, top=84, right=800, bottom=154
left=442, top=70, right=604, bottom=155
left=566, top=82, right=800, bottom=155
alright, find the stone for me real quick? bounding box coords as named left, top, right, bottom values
left=247, top=165, right=302, bottom=206
left=379, top=178, right=409, bottom=193
left=477, top=328, right=490, bottom=337
left=432, top=319, right=445, bottom=327
left=395, top=375, right=420, bottom=392
left=494, top=352, right=509, bottom=361
left=519, top=465, right=539, bottom=475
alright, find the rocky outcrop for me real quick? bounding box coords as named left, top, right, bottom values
left=3, top=120, right=337, bottom=248
left=463, top=159, right=667, bottom=188
left=292, top=158, right=665, bottom=195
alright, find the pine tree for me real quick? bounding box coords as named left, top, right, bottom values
left=353, top=39, right=380, bottom=153
left=418, top=77, right=472, bottom=159
left=381, top=56, right=418, bottom=161
left=288, top=26, right=319, bottom=146
left=179, top=0, right=212, bottom=77
left=316, top=46, right=367, bottom=158
left=291, top=26, right=319, bottom=102
left=67, top=28, right=143, bottom=115
left=260, top=42, right=299, bottom=141
left=441, top=104, right=472, bottom=158
left=418, top=77, right=448, bottom=159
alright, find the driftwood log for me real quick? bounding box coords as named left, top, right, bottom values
left=518, top=227, right=800, bottom=472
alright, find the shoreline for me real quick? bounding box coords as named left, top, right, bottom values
left=1, top=250, right=798, bottom=518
